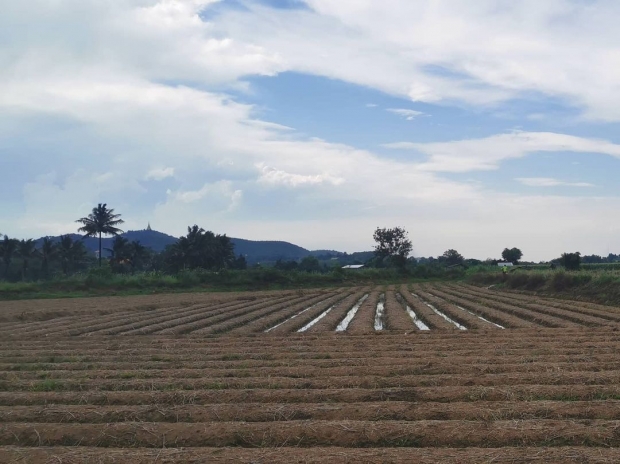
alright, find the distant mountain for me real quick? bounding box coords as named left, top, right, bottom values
left=309, top=250, right=344, bottom=258
left=35, top=229, right=312, bottom=264
left=231, top=238, right=310, bottom=264
left=346, top=251, right=375, bottom=263
left=35, top=230, right=178, bottom=255
left=120, top=229, right=178, bottom=252
left=34, top=229, right=374, bottom=265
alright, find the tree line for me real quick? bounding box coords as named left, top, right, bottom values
left=0, top=204, right=245, bottom=282
left=369, top=227, right=618, bottom=272
left=1, top=210, right=615, bottom=282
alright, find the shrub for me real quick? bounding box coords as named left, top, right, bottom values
left=177, top=269, right=202, bottom=287
left=524, top=274, right=546, bottom=291
left=506, top=273, right=529, bottom=289
left=549, top=272, right=571, bottom=291
left=84, top=267, right=114, bottom=287
left=560, top=252, right=581, bottom=271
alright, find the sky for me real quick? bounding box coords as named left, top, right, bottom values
left=2, top=0, right=620, bottom=261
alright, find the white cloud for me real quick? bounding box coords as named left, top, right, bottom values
left=145, top=167, right=175, bottom=181
left=366, top=103, right=378, bottom=108
left=17, top=169, right=145, bottom=236
left=208, top=0, right=620, bottom=120
left=257, top=164, right=344, bottom=187
left=168, top=180, right=242, bottom=207
left=3, top=1, right=620, bottom=260
left=516, top=178, right=593, bottom=188
left=386, top=108, right=424, bottom=120
left=386, top=131, right=620, bottom=172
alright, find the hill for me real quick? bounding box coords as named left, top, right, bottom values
left=35, top=230, right=177, bottom=255
left=34, top=229, right=375, bottom=266
left=35, top=229, right=313, bottom=265
left=230, top=238, right=310, bottom=264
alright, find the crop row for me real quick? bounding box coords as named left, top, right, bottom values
left=3, top=446, right=619, bottom=464
left=4, top=419, right=620, bottom=448
left=3, top=324, right=620, bottom=462
left=5, top=399, right=620, bottom=423
left=4, top=284, right=620, bottom=339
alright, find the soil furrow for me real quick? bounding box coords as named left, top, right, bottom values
left=5, top=352, right=620, bottom=372
left=126, top=295, right=295, bottom=336
left=457, top=283, right=620, bottom=320
left=195, top=294, right=338, bottom=336
left=4, top=446, right=620, bottom=464
left=6, top=336, right=620, bottom=363
left=414, top=286, right=500, bottom=329
left=428, top=287, right=541, bottom=328
left=347, top=291, right=382, bottom=333
left=307, top=290, right=370, bottom=333
left=229, top=291, right=340, bottom=334
left=266, top=292, right=354, bottom=335
left=438, top=286, right=586, bottom=328
left=384, top=290, right=419, bottom=331
left=3, top=383, right=620, bottom=406
left=2, top=419, right=620, bottom=448
left=449, top=285, right=611, bottom=327
left=3, top=400, right=620, bottom=423
left=398, top=287, right=459, bottom=329
left=7, top=358, right=620, bottom=382
left=7, top=370, right=620, bottom=391
left=114, top=296, right=297, bottom=336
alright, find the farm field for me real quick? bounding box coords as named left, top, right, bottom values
left=3, top=283, right=620, bottom=462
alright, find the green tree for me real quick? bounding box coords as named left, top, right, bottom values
left=373, top=227, right=412, bottom=269
left=127, top=241, right=150, bottom=274
left=231, top=254, right=247, bottom=270
left=40, top=237, right=57, bottom=278
left=105, top=236, right=131, bottom=273
left=17, top=239, right=37, bottom=280
left=442, top=249, right=464, bottom=266
left=560, top=252, right=581, bottom=271
left=0, top=235, right=18, bottom=279
left=58, top=235, right=88, bottom=275
left=501, top=247, right=523, bottom=265
left=274, top=259, right=298, bottom=271
left=76, top=203, right=124, bottom=267
left=163, top=226, right=235, bottom=272
left=168, top=237, right=192, bottom=271
left=299, top=255, right=320, bottom=273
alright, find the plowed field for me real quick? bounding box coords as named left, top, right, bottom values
left=2, top=283, right=620, bottom=463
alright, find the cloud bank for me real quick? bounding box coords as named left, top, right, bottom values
left=1, top=1, right=620, bottom=260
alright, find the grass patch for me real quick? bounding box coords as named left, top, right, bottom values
left=0, top=268, right=459, bottom=301
left=31, top=379, right=63, bottom=391
left=150, top=355, right=173, bottom=362
left=467, top=267, right=620, bottom=306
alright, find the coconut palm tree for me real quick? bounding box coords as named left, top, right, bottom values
left=0, top=235, right=18, bottom=279
left=127, top=241, right=149, bottom=274
left=58, top=235, right=87, bottom=275
left=17, top=239, right=37, bottom=280
left=105, top=236, right=129, bottom=263
left=76, top=203, right=124, bottom=267
left=173, top=237, right=192, bottom=271
left=40, top=237, right=57, bottom=277
left=105, top=236, right=130, bottom=273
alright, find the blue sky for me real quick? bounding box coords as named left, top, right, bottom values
left=2, top=0, right=620, bottom=260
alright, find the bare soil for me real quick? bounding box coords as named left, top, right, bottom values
left=4, top=286, right=620, bottom=461
left=5, top=446, right=620, bottom=464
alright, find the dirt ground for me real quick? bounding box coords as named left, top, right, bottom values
left=3, top=285, right=620, bottom=462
